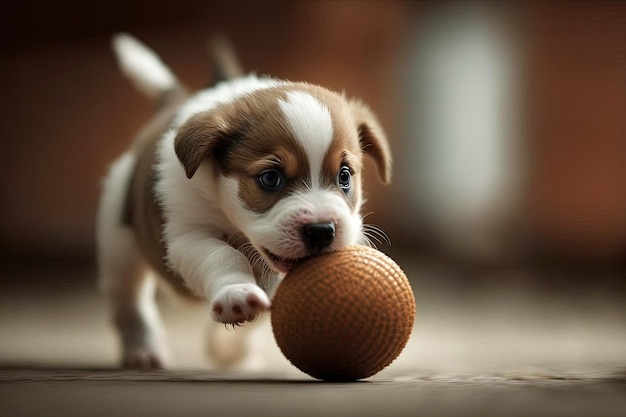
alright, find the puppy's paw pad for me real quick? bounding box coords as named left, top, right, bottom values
left=212, top=303, right=224, bottom=315
left=210, top=284, right=270, bottom=324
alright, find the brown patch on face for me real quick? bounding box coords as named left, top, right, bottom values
left=225, top=147, right=311, bottom=213
left=273, top=83, right=389, bottom=210
left=321, top=113, right=364, bottom=210
left=210, top=87, right=314, bottom=213
left=174, top=82, right=390, bottom=214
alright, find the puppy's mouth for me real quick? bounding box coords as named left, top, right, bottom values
left=262, top=248, right=303, bottom=274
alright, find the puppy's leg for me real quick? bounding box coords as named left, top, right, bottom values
left=101, top=247, right=167, bottom=368
left=206, top=319, right=251, bottom=367
left=167, top=234, right=270, bottom=325
left=97, top=154, right=168, bottom=368
left=205, top=272, right=281, bottom=368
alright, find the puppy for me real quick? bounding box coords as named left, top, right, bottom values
left=97, top=33, right=392, bottom=369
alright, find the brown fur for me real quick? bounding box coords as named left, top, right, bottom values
left=346, top=99, right=392, bottom=184
left=123, top=81, right=391, bottom=296
left=122, top=87, right=202, bottom=300
left=122, top=86, right=280, bottom=298
left=174, top=83, right=390, bottom=214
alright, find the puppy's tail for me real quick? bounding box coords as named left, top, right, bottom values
left=112, top=33, right=181, bottom=100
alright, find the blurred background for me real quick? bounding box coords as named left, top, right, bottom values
left=0, top=1, right=625, bottom=374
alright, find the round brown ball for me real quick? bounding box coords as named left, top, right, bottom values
left=271, top=245, right=415, bottom=381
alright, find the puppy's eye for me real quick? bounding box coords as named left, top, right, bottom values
left=337, top=166, right=352, bottom=193
left=257, top=169, right=284, bottom=191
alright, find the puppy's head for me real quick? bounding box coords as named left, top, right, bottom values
left=175, top=83, right=391, bottom=273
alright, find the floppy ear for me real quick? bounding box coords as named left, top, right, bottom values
left=348, top=99, right=392, bottom=184
left=174, top=112, right=231, bottom=178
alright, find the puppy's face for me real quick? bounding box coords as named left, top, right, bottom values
left=175, top=84, right=391, bottom=273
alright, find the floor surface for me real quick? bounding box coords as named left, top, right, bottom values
left=1, top=252, right=625, bottom=416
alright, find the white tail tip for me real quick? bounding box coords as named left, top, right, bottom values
left=112, top=33, right=177, bottom=99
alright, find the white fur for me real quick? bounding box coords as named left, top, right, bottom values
left=99, top=34, right=378, bottom=369
left=112, top=33, right=177, bottom=98
left=221, top=177, right=361, bottom=267
left=154, top=78, right=285, bottom=307
left=278, top=91, right=334, bottom=189
left=173, top=75, right=283, bottom=129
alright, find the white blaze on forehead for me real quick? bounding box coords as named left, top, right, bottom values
left=278, top=91, right=334, bottom=187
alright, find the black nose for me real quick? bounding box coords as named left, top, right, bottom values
left=303, top=222, right=335, bottom=251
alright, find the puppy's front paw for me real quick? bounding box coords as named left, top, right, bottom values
left=210, top=284, right=270, bottom=325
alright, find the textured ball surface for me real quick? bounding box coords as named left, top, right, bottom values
left=271, top=245, right=415, bottom=381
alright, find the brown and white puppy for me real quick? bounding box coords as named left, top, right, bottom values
left=97, top=33, right=392, bottom=368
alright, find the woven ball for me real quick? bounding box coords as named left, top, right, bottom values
left=271, top=245, right=415, bottom=381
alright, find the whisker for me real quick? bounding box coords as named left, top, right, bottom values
left=227, top=232, right=248, bottom=248
left=364, top=228, right=385, bottom=244
left=361, top=211, right=376, bottom=223
left=244, top=245, right=275, bottom=289
left=372, top=230, right=392, bottom=246
left=360, top=233, right=377, bottom=249
left=367, top=224, right=391, bottom=242
left=362, top=223, right=392, bottom=246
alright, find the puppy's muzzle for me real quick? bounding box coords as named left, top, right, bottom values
left=303, top=222, right=335, bottom=251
